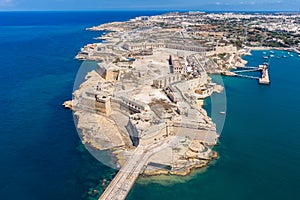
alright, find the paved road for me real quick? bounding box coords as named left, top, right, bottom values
left=99, top=141, right=170, bottom=200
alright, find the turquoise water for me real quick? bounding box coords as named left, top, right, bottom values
left=0, top=11, right=164, bottom=200
left=1, top=11, right=299, bottom=200
left=128, top=50, right=300, bottom=200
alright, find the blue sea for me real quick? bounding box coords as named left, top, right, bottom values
left=0, top=12, right=299, bottom=200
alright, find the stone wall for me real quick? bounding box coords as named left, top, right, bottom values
left=153, top=74, right=182, bottom=89
left=125, top=118, right=140, bottom=146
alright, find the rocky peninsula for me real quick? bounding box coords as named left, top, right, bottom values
left=65, top=13, right=229, bottom=177
left=65, top=11, right=300, bottom=179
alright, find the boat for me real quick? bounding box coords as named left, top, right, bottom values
left=283, top=55, right=287, bottom=58
left=270, top=55, right=275, bottom=58
left=102, top=179, right=107, bottom=187
left=270, top=51, right=274, bottom=54
left=219, top=111, right=226, bottom=115
left=263, top=56, right=268, bottom=59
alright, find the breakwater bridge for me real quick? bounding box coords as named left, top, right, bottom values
left=223, top=64, right=270, bottom=85
left=98, top=146, right=147, bottom=200
left=98, top=140, right=170, bottom=200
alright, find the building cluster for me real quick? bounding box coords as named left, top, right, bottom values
left=70, top=12, right=230, bottom=173
left=71, top=11, right=299, bottom=176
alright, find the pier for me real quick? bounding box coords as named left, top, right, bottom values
left=227, top=64, right=270, bottom=85
left=258, top=66, right=270, bottom=84
left=99, top=141, right=170, bottom=200
left=235, top=74, right=259, bottom=80
left=99, top=146, right=147, bottom=200
left=234, top=69, right=260, bottom=73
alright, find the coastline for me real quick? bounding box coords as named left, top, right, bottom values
left=66, top=15, right=224, bottom=178
left=64, top=11, right=300, bottom=200
left=66, top=67, right=221, bottom=176
left=1, top=10, right=299, bottom=200
left=65, top=12, right=287, bottom=178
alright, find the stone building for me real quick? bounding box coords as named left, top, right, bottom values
left=153, top=74, right=182, bottom=89
left=95, top=95, right=112, bottom=116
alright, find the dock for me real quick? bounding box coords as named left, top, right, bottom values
left=258, top=67, right=270, bottom=84
left=227, top=64, right=270, bottom=85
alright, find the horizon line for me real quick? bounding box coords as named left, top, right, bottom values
left=1, top=9, right=300, bottom=12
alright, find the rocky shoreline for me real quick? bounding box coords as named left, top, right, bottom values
left=64, top=12, right=260, bottom=177
left=64, top=69, right=220, bottom=176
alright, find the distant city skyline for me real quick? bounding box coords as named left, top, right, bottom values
left=0, top=0, right=300, bottom=11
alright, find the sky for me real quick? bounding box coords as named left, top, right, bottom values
left=0, top=0, right=299, bottom=11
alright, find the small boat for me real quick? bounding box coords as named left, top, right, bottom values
left=283, top=55, right=287, bottom=58
left=219, top=111, right=226, bottom=115
left=93, top=189, right=99, bottom=194
left=263, top=56, right=268, bottom=59
left=270, top=55, right=275, bottom=58
left=102, top=179, right=107, bottom=187
left=270, top=51, right=274, bottom=54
